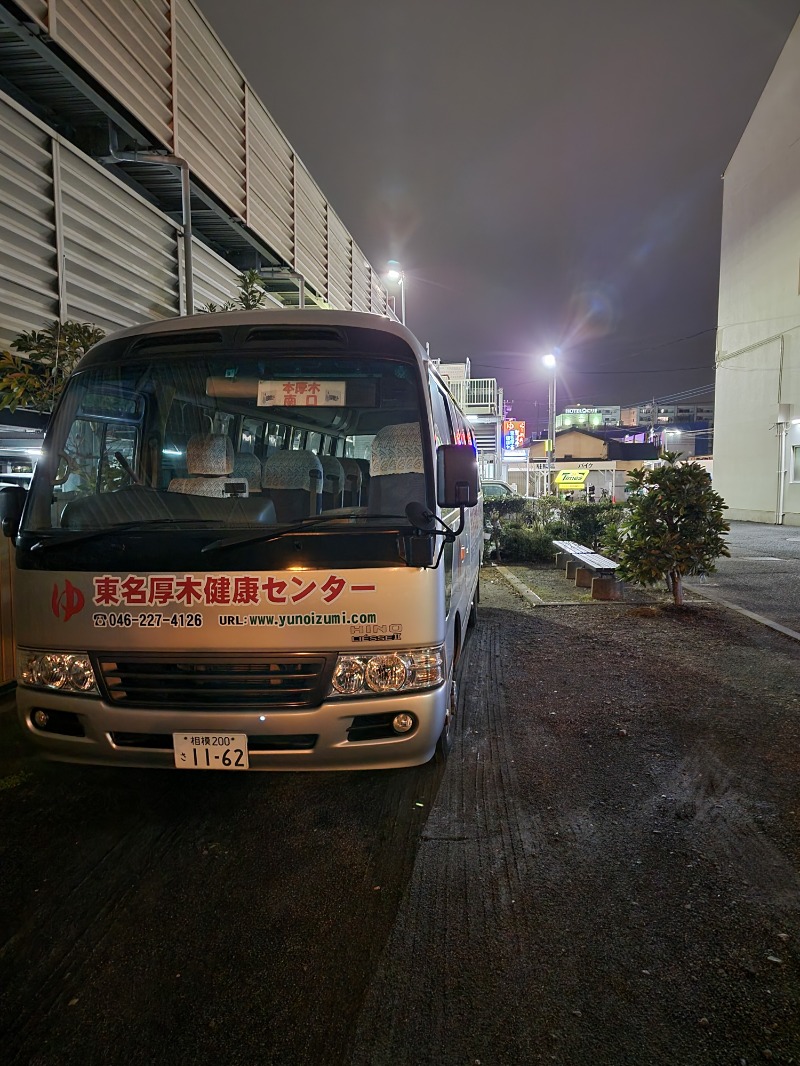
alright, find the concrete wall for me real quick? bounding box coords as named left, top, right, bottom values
left=714, top=15, right=800, bottom=525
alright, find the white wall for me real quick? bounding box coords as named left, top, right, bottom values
left=714, top=15, right=800, bottom=525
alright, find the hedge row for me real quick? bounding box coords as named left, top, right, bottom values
left=484, top=498, right=625, bottom=564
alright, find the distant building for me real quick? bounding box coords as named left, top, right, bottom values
left=656, top=424, right=713, bottom=459
left=556, top=405, right=621, bottom=430
left=526, top=428, right=660, bottom=500
left=620, top=402, right=715, bottom=427
left=435, top=360, right=503, bottom=477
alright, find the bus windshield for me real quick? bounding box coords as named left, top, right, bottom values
left=22, top=346, right=431, bottom=537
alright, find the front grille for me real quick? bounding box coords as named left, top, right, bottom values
left=111, top=731, right=171, bottom=750
left=109, top=732, right=318, bottom=752
left=249, top=734, right=318, bottom=751
left=95, top=654, right=333, bottom=710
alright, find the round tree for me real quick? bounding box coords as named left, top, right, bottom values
left=604, top=452, right=730, bottom=606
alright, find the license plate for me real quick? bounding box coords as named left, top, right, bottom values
left=173, top=733, right=249, bottom=769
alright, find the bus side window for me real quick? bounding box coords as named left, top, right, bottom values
left=430, top=381, right=453, bottom=448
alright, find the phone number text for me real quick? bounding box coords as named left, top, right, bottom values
left=92, top=612, right=203, bottom=629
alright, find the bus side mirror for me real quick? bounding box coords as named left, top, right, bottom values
left=436, top=445, right=479, bottom=508
left=0, top=484, right=26, bottom=538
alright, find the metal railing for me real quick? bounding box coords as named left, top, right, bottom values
left=446, top=378, right=498, bottom=413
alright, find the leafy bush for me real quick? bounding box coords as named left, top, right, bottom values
left=483, top=495, right=528, bottom=522
left=499, top=525, right=555, bottom=563
left=561, top=500, right=624, bottom=549
left=546, top=520, right=572, bottom=540
left=525, top=494, right=562, bottom=530
left=483, top=496, right=625, bottom=565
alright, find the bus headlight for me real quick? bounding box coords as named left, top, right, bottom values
left=329, top=646, right=444, bottom=698
left=17, top=650, right=98, bottom=696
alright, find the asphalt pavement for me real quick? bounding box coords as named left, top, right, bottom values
left=684, top=520, right=800, bottom=639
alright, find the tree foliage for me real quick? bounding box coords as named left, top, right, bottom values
left=199, top=269, right=274, bottom=313
left=602, top=452, right=730, bottom=606
left=0, top=320, right=105, bottom=413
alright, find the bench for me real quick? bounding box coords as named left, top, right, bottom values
left=552, top=540, right=593, bottom=565
left=552, top=540, right=623, bottom=600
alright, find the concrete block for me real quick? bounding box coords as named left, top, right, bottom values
left=591, top=576, right=624, bottom=601
left=575, top=566, right=592, bottom=588
left=566, top=560, right=579, bottom=581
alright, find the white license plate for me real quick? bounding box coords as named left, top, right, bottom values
left=173, top=733, right=249, bottom=769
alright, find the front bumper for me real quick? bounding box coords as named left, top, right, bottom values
left=15, top=684, right=449, bottom=771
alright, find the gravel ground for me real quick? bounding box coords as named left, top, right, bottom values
left=351, top=565, right=800, bottom=1066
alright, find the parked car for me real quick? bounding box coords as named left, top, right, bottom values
left=481, top=480, right=517, bottom=499
left=481, top=481, right=521, bottom=558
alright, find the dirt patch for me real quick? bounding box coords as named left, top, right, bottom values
left=479, top=566, right=800, bottom=1064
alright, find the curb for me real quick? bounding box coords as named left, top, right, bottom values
left=683, top=583, right=800, bottom=644
left=494, top=566, right=601, bottom=608
left=495, top=566, right=544, bottom=607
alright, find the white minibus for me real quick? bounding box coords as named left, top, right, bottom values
left=0, top=310, right=482, bottom=770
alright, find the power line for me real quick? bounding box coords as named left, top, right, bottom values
left=628, top=384, right=715, bottom=408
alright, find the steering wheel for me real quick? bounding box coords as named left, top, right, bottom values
left=53, top=452, right=78, bottom=486
left=114, top=451, right=143, bottom=486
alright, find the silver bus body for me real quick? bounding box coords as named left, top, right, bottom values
left=7, top=311, right=482, bottom=771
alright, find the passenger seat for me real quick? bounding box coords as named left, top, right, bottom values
left=368, top=424, right=425, bottom=515
left=261, top=450, right=323, bottom=521
left=233, top=451, right=263, bottom=494
left=319, top=455, right=345, bottom=511
left=339, top=458, right=363, bottom=507
left=167, top=434, right=249, bottom=497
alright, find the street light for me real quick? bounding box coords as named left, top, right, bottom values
left=386, top=260, right=406, bottom=325
left=542, top=352, right=557, bottom=493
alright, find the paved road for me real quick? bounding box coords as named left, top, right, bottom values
left=685, top=520, right=800, bottom=637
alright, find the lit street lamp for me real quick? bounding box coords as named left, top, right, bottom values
left=386, top=260, right=406, bottom=325
left=542, top=352, right=557, bottom=493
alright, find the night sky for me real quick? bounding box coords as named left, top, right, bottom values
left=196, top=0, right=800, bottom=432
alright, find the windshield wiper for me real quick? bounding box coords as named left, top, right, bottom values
left=28, top=519, right=227, bottom=551
left=202, top=513, right=411, bottom=553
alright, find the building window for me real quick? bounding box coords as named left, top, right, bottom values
left=792, top=445, right=800, bottom=483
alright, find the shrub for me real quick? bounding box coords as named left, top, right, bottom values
left=545, top=520, right=572, bottom=540
left=526, top=494, right=562, bottom=530
left=484, top=497, right=624, bottom=564
left=499, top=525, right=556, bottom=563
left=560, top=500, right=624, bottom=549
left=483, top=496, right=527, bottom=522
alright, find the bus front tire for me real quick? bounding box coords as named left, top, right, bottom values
left=434, top=678, right=457, bottom=763
left=467, top=581, right=479, bottom=629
